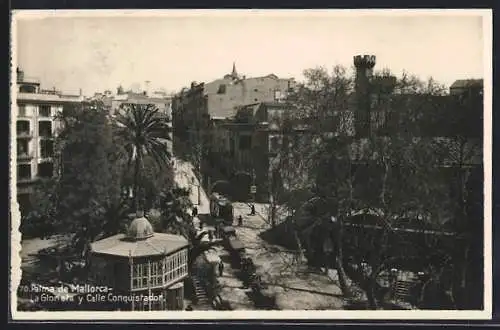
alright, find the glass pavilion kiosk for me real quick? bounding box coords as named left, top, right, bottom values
left=89, top=214, right=189, bottom=311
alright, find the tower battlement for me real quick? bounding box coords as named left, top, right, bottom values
left=353, top=55, right=376, bottom=69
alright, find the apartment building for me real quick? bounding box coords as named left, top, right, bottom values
left=15, top=68, right=83, bottom=216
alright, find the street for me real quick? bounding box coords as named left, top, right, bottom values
left=173, top=159, right=345, bottom=310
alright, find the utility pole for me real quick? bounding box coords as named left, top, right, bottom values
left=197, top=128, right=202, bottom=206
left=251, top=168, right=256, bottom=202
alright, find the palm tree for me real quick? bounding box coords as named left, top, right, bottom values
left=114, top=103, right=172, bottom=215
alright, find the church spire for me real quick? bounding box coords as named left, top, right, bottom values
left=231, top=62, right=238, bottom=79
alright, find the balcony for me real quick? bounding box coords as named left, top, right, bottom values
left=39, top=131, right=54, bottom=139
left=17, top=76, right=40, bottom=85
left=17, top=177, right=38, bottom=184
left=17, top=152, right=33, bottom=161
left=17, top=130, right=33, bottom=139
left=39, top=155, right=54, bottom=162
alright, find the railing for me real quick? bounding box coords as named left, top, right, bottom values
left=17, top=176, right=36, bottom=184
left=39, top=155, right=54, bottom=161
left=39, top=131, right=54, bottom=139
left=17, top=152, right=33, bottom=160
left=16, top=130, right=33, bottom=138
left=18, top=76, right=40, bottom=84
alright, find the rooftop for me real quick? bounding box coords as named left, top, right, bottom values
left=90, top=231, right=189, bottom=258
left=90, top=216, right=189, bottom=258
left=17, top=92, right=84, bottom=103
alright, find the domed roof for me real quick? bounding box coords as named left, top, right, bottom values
left=127, top=216, right=154, bottom=240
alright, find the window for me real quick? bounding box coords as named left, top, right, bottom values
left=19, top=85, right=36, bottom=93
left=217, top=84, right=226, bottom=94
left=239, top=135, right=252, bottom=150
left=38, top=162, right=53, bottom=178
left=269, top=136, right=280, bottom=152
left=17, top=121, right=30, bottom=135
left=38, top=121, right=52, bottom=137
left=274, top=90, right=282, bottom=100
left=39, top=105, right=51, bottom=117
left=17, top=140, right=29, bottom=157
left=254, top=98, right=258, bottom=102
left=164, top=249, right=188, bottom=285
left=150, top=262, right=158, bottom=287
left=131, top=262, right=154, bottom=290
left=40, top=140, right=54, bottom=158
left=18, top=105, right=26, bottom=117
left=254, top=88, right=258, bottom=92
left=17, top=164, right=31, bottom=180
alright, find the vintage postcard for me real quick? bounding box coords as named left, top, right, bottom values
left=9, top=9, right=492, bottom=321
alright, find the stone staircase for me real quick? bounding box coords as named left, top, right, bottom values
left=191, top=276, right=213, bottom=310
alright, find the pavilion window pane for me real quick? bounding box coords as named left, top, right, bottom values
left=151, top=263, right=156, bottom=276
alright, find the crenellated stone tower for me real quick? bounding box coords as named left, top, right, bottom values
left=353, top=54, right=376, bottom=138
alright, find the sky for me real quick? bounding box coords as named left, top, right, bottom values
left=13, top=10, right=488, bottom=97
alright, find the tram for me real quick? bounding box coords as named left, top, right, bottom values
left=209, top=192, right=234, bottom=226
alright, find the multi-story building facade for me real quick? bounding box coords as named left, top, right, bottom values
left=172, top=65, right=296, bottom=196
left=173, top=58, right=483, bottom=204
left=203, top=101, right=299, bottom=201
left=15, top=68, right=84, bottom=216
left=203, top=63, right=295, bottom=118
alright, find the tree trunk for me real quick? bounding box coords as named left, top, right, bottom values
left=366, top=274, right=378, bottom=310
left=133, top=146, right=143, bottom=215
left=366, top=231, right=387, bottom=310
left=335, top=217, right=352, bottom=298
left=270, top=202, right=277, bottom=227
left=291, top=210, right=305, bottom=263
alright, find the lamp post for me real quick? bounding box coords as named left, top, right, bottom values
left=191, top=176, right=201, bottom=206
left=251, top=168, right=256, bottom=202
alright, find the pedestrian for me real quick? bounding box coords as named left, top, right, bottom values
left=192, top=206, right=198, bottom=218
left=199, top=219, right=203, bottom=230
left=238, top=215, right=243, bottom=226
left=218, top=261, right=224, bottom=276
left=250, top=204, right=256, bottom=215
left=208, top=230, right=213, bottom=241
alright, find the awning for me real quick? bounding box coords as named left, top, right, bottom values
left=222, top=226, right=235, bottom=234
left=228, top=238, right=245, bottom=251
left=204, top=251, right=221, bottom=264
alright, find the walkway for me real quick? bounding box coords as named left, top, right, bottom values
left=231, top=202, right=345, bottom=310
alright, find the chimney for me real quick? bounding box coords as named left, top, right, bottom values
left=17, top=67, right=25, bottom=82
left=353, top=54, right=376, bottom=138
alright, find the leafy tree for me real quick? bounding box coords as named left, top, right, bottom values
left=185, top=230, right=222, bottom=272
left=23, top=102, right=130, bottom=256
left=284, top=65, right=355, bottom=297
left=114, top=103, right=172, bottom=214
left=282, top=64, right=482, bottom=310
